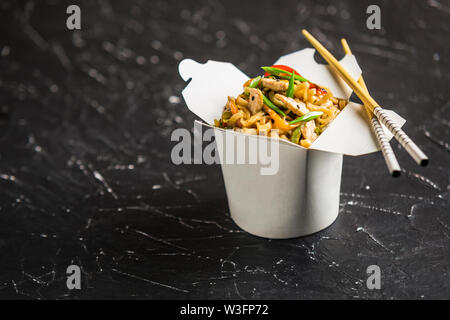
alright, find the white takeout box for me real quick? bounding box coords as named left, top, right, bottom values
left=179, top=48, right=405, bottom=239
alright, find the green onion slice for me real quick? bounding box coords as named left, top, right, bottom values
left=286, top=72, right=295, bottom=98
left=248, top=76, right=261, bottom=88
left=262, top=95, right=285, bottom=117
left=288, top=111, right=323, bottom=125
left=261, top=67, right=309, bottom=83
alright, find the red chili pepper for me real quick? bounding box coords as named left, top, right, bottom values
left=313, top=85, right=327, bottom=95
left=264, top=65, right=301, bottom=77
left=264, top=64, right=327, bottom=95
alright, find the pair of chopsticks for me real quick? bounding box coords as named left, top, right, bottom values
left=302, top=30, right=429, bottom=177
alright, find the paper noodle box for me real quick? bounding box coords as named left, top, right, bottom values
left=179, top=48, right=405, bottom=239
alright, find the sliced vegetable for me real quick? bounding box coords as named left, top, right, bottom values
left=315, top=126, right=322, bottom=135
left=262, top=95, right=285, bottom=117
left=286, top=71, right=295, bottom=98
left=227, top=97, right=238, bottom=114
left=263, top=65, right=300, bottom=76
left=261, top=66, right=309, bottom=83
left=288, top=111, right=323, bottom=125
left=222, top=111, right=233, bottom=121
left=290, top=126, right=302, bottom=144
left=311, top=85, right=327, bottom=95
left=263, top=105, right=296, bottom=132
left=248, top=76, right=262, bottom=88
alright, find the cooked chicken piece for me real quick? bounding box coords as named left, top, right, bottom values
left=247, top=88, right=264, bottom=115
left=261, top=78, right=289, bottom=91
left=301, top=120, right=318, bottom=144
left=274, top=94, right=310, bottom=116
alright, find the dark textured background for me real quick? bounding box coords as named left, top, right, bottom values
left=0, top=0, right=448, bottom=299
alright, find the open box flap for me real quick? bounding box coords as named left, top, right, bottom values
left=179, top=59, right=248, bottom=126
left=179, top=49, right=405, bottom=156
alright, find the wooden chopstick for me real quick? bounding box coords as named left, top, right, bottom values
left=341, top=39, right=401, bottom=177
left=302, top=29, right=429, bottom=166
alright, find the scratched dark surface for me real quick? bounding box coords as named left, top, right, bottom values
left=0, top=0, right=448, bottom=300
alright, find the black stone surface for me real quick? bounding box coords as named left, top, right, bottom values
left=0, top=0, right=448, bottom=299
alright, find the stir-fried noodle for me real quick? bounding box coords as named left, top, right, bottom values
left=215, top=65, right=348, bottom=148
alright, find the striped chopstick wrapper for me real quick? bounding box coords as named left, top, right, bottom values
left=370, top=116, right=401, bottom=176
left=372, top=107, right=429, bottom=166
left=341, top=39, right=401, bottom=176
